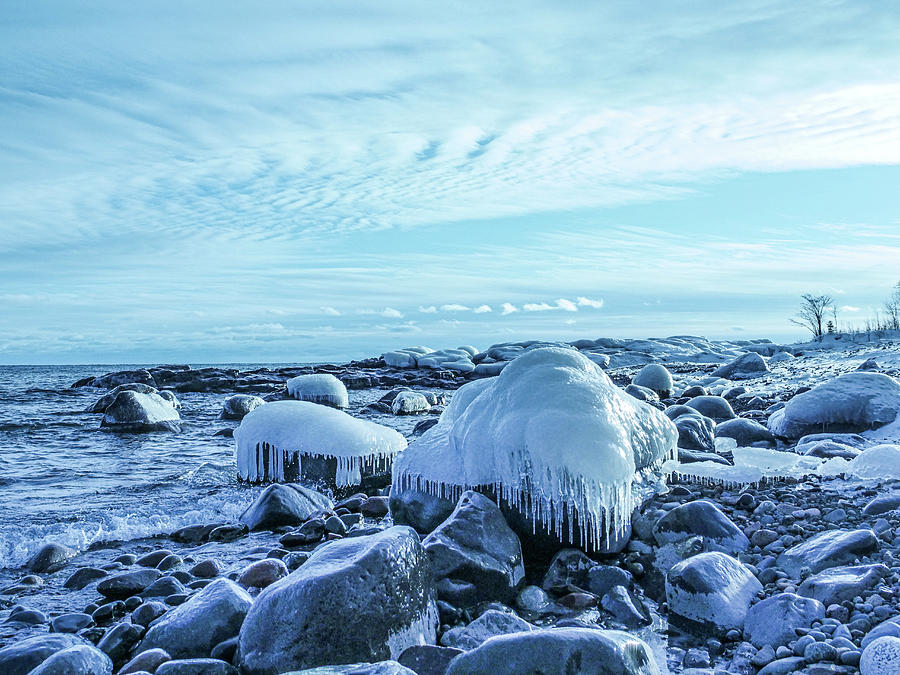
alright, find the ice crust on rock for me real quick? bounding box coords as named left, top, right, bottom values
left=768, top=372, right=900, bottom=439
left=392, top=347, right=678, bottom=551
left=235, top=400, right=407, bottom=486
left=632, top=364, right=673, bottom=399
left=286, top=374, right=349, bottom=408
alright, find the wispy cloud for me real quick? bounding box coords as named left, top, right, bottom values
left=500, top=303, right=519, bottom=316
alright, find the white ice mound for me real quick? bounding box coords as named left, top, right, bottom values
left=847, top=444, right=900, bottom=481
left=392, top=347, right=678, bottom=549
left=768, top=372, right=900, bottom=439
left=632, top=363, right=673, bottom=398
left=235, top=400, right=407, bottom=486
left=286, top=374, right=349, bottom=408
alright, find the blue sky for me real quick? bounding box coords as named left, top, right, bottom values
left=1, top=1, right=899, bottom=364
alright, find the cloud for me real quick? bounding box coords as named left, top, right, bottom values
left=523, top=302, right=555, bottom=312
left=418, top=306, right=438, bottom=314
left=556, top=298, right=577, bottom=312
left=381, top=307, right=404, bottom=318
left=840, top=305, right=860, bottom=312
left=500, top=303, right=519, bottom=315
left=440, top=304, right=470, bottom=312
left=576, top=296, right=604, bottom=309
left=473, top=304, right=492, bottom=313
left=320, top=306, right=341, bottom=316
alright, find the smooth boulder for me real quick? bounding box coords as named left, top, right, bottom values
left=0, top=634, right=89, bottom=675
left=24, top=644, right=112, bottom=675
left=776, top=528, right=877, bottom=576
left=712, top=353, right=769, bottom=380
left=240, top=483, right=333, bottom=531
left=221, top=395, right=265, bottom=420
left=100, top=391, right=181, bottom=433
left=743, top=593, right=825, bottom=648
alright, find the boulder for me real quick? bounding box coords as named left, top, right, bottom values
left=632, top=364, right=673, bottom=399
left=99, top=391, right=181, bottom=433
left=23, top=644, right=112, bottom=675
left=392, top=391, right=431, bottom=415
left=653, top=500, right=749, bottom=555
left=390, top=489, right=456, bottom=534
left=63, top=567, right=108, bottom=590
left=398, top=645, right=463, bottom=675
left=715, top=418, right=775, bottom=447
left=712, top=353, right=769, bottom=380
left=97, top=569, right=162, bottom=599
left=239, top=483, right=333, bottom=531
left=768, top=372, right=900, bottom=439
left=88, top=383, right=160, bottom=413
left=861, top=636, right=900, bottom=675
left=422, top=491, right=524, bottom=607
left=239, top=526, right=438, bottom=673
left=776, top=528, right=877, bottom=576
left=443, top=627, right=660, bottom=675
left=666, top=552, right=762, bottom=634
left=287, top=374, right=349, bottom=408
left=864, top=494, right=900, bottom=516
left=137, top=578, right=252, bottom=659
left=440, top=610, right=535, bottom=650
left=220, top=395, right=265, bottom=420
left=26, top=543, right=75, bottom=573
left=743, top=593, right=825, bottom=648
left=237, top=559, right=288, bottom=589
left=0, top=634, right=89, bottom=675
left=119, top=648, right=172, bottom=675
left=673, top=414, right=716, bottom=452
left=156, top=659, right=238, bottom=675
left=685, top=396, right=736, bottom=422
left=797, top=564, right=890, bottom=605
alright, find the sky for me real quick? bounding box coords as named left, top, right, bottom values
left=1, top=0, right=899, bottom=364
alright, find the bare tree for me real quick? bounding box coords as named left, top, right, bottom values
left=884, top=281, right=900, bottom=331
left=790, top=293, right=834, bottom=339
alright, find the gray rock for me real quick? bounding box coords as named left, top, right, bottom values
left=237, top=558, right=288, bottom=589
left=863, top=617, right=900, bottom=649
left=239, top=526, right=438, bottom=674
left=97, top=569, right=162, bottom=599
left=666, top=552, right=762, bottom=634
left=50, top=612, right=93, bottom=634
left=757, top=656, right=807, bottom=675
left=119, top=648, right=172, bottom=675
left=600, top=585, right=650, bottom=627
left=797, top=564, right=890, bottom=605
left=777, top=528, right=877, bottom=576
left=131, top=600, right=168, bottom=627
left=423, top=491, right=524, bottom=607
left=221, top=394, right=265, bottom=420
left=285, top=662, right=416, bottom=675
left=63, top=567, right=108, bottom=590
left=100, top=390, right=181, bottom=433
left=587, top=565, right=632, bottom=598
left=444, top=627, right=659, bottom=675
left=26, top=543, right=76, bottom=573
left=860, top=636, right=900, bottom=675
left=653, top=500, right=749, bottom=555
left=440, top=610, right=535, bottom=650
left=541, top=548, right=595, bottom=592
left=155, top=658, right=238, bottom=675
left=141, top=576, right=187, bottom=598
left=743, top=593, right=825, bottom=648
left=239, top=483, right=333, bottom=531
left=88, top=383, right=159, bottom=412
left=138, top=578, right=252, bottom=659
left=685, top=396, right=736, bottom=422
left=398, top=645, right=464, bottom=675
left=800, top=440, right=860, bottom=459
left=97, top=622, right=144, bottom=665
left=390, top=489, right=456, bottom=534
left=712, top=353, right=769, bottom=380
left=715, top=418, right=775, bottom=446
left=0, top=634, right=89, bottom=675
left=863, top=494, right=900, bottom=516
left=674, top=414, right=716, bottom=452
left=24, top=644, right=112, bottom=675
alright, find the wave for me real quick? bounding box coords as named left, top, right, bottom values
left=0, top=489, right=257, bottom=570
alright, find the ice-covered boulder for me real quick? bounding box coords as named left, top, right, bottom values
left=238, top=526, right=438, bottom=673
left=711, top=352, right=768, bottom=380
left=768, top=372, right=900, bottom=439
left=234, top=400, right=406, bottom=487
left=88, top=383, right=158, bottom=413
left=220, top=394, right=265, bottom=420
left=632, top=364, right=673, bottom=399
left=392, top=391, right=431, bottom=415
left=286, top=374, right=349, bottom=408
left=770, top=351, right=794, bottom=363
left=848, top=444, right=900, bottom=480
left=392, top=347, right=678, bottom=554
left=100, top=391, right=181, bottom=433
left=383, top=347, right=434, bottom=369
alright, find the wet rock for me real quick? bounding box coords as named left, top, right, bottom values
left=99, top=390, right=181, bottom=433
left=239, top=483, right=333, bottom=531
left=237, top=559, right=288, bottom=589
left=50, top=612, right=93, bottom=634
left=685, top=396, right=736, bottom=422
left=653, top=500, right=749, bottom=555
left=138, top=578, right=252, bottom=660
left=120, top=648, right=171, bottom=675
left=26, top=543, right=76, bottom=573
left=64, top=567, right=108, bottom=590
left=743, top=593, right=825, bottom=648
left=131, top=600, right=168, bottom=627
left=541, top=549, right=595, bottom=593
left=776, top=528, right=877, bottom=576
left=392, top=391, right=431, bottom=415
left=97, top=569, right=162, bottom=599
left=600, top=585, right=651, bottom=627
left=156, top=658, right=238, bottom=675
left=587, top=565, right=632, bottom=598
left=239, top=526, right=438, bottom=673
left=398, top=644, right=464, bottom=675
left=443, top=627, right=659, bottom=675
left=441, top=609, right=535, bottom=650
left=189, top=559, right=222, bottom=579
left=390, top=489, right=456, bottom=534
left=25, top=644, right=112, bottom=675
left=666, top=552, right=762, bottom=634
left=797, top=564, right=890, bottom=605
left=141, top=576, right=187, bottom=598
left=0, top=634, right=90, bottom=675
left=423, top=491, right=524, bottom=607
left=361, top=496, right=390, bottom=518
left=864, top=494, right=900, bottom=516
left=221, top=394, right=265, bottom=420
left=97, top=622, right=144, bottom=665
left=674, top=414, right=716, bottom=452
left=715, top=418, right=776, bottom=446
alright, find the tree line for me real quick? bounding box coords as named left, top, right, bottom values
left=792, top=281, right=900, bottom=339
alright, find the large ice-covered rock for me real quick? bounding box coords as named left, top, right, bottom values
left=239, top=526, right=438, bottom=673
left=392, top=347, right=678, bottom=554
left=632, top=364, right=673, bottom=399
left=711, top=352, right=769, bottom=380
left=768, top=372, right=900, bottom=439
left=383, top=347, right=434, bottom=369
left=234, top=400, right=406, bottom=487
left=287, top=374, right=349, bottom=408
left=100, top=391, right=181, bottom=433
left=88, top=383, right=158, bottom=413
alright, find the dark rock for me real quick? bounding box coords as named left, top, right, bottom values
left=600, top=585, right=651, bottom=627
left=716, top=418, right=776, bottom=446
left=99, top=390, right=181, bottom=433
left=238, top=526, right=438, bottom=673
left=685, top=396, right=736, bottom=422
left=119, top=648, right=171, bottom=675
left=863, top=494, right=900, bottom=516
left=743, top=593, right=825, bottom=648
left=97, top=622, right=144, bottom=665
left=50, top=612, right=93, bottom=634
left=541, top=549, right=595, bottom=593
left=208, top=524, right=248, bottom=542
left=390, top=488, right=456, bottom=534
left=398, top=645, right=463, bottom=675
left=64, top=567, right=108, bottom=590
left=237, top=559, right=288, bottom=589
left=440, top=609, right=535, bottom=650
left=26, top=543, right=76, bottom=573
left=24, top=644, right=112, bottom=675
left=210, top=636, right=239, bottom=663
left=423, top=491, right=524, bottom=607
left=586, top=565, right=631, bottom=598
left=155, top=658, right=238, bottom=675
left=239, top=483, right=333, bottom=531
left=653, top=500, right=749, bottom=554
left=361, top=496, right=390, bottom=518
left=674, top=414, right=716, bottom=452
left=141, top=576, right=187, bottom=598
left=776, top=528, right=878, bottom=576
left=97, top=569, right=162, bottom=599
left=171, top=524, right=220, bottom=543
left=797, top=564, right=890, bottom=605
left=189, top=559, right=222, bottom=579
left=220, top=395, right=265, bottom=420
left=131, top=600, right=168, bottom=627
left=0, top=634, right=90, bottom=675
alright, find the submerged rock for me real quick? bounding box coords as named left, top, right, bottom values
left=239, top=526, right=438, bottom=674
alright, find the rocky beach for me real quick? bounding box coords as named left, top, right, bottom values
left=2, top=334, right=900, bottom=675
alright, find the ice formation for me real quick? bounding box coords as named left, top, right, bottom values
left=392, top=347, right=678, bottom=550
left=768, top=372, right=900, bottom=439
left=632, top=364, right=673, bottom=398
left=286, top=374, right=349, bottom=408
left=235, top=401, right=407, bottom=486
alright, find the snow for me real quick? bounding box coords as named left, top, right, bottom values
left=632, top=364, right=673, bottom=397
left=235, top=400, right=407, bottom=486
left=768, top=372, right=900, bottom=439
left=846, top=444, right=900, bottom=481
left=392, top=347, right=678, bottom=549
left=286, top=374, right=349, bottom=408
